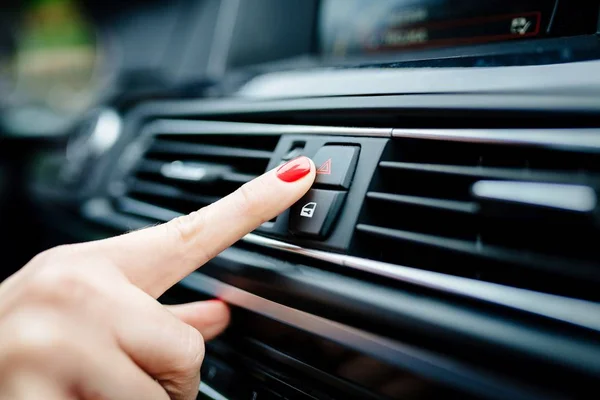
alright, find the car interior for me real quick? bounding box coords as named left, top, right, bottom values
left=2, top=0, right=600, bottom=398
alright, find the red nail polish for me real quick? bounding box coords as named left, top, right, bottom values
left=277, top=156, right=311, bottom=182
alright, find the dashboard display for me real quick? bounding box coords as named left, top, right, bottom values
left=319, top=0, right=557, bottom=57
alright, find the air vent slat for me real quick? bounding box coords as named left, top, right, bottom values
left=222, top=171, right=259, bottom=184
left=356, top=134, right=600, bottom=300
left=117, top=197, right=180, bottom=222
left=149, top=140, right=273, bottom=160
left=136, top=160, right=163, bottom=174
left=379, top=161, right=583, bottom=183
left=112, top=121, right=280, bottom=227
left=135, top=160, right=257, bottom=186
left=357, top=224, right=476, bottom=253
left=135, top=160, right=257, bottom=185
left=366, top=192, right=478, bottom=214
left=129, top=179, right=221, bottom=207
left=356, top=224, right=600, bottom=291
left=130, top=179, right=183, bottom=199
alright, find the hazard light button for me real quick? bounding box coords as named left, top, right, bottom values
left=312, top=146, right=360, bottom=189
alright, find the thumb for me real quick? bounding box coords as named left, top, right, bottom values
left=166, top=300, right=230, bottom=340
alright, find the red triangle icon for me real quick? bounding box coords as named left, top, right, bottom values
left=317, top=158, right=332, bottom=175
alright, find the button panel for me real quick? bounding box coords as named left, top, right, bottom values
left=263, top=134, right=387, bottom=249
left=289, top=189, right=346, bottom=238
left=313, top=145, right=360, bottom=189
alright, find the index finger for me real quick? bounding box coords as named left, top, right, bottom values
left=88, top=156, right=315, bottom=297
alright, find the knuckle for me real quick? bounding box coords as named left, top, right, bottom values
left=167, top=210, right=205, bottom=246
left=29, top=245, right=72, bottom=267
left=29, top=266, right=96, bottom=306
left=236, top=181, right=265, bottom=219
left=9, top=311, right=70, bottom=360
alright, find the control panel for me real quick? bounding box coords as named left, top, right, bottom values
left=289, top=145, right=359, bottom=238
left=258, top=135, right=388, bottom=252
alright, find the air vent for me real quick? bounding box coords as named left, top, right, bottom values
left=354, top=135, right=600, bottom=300
left=113, top=121, right=280, bottom=221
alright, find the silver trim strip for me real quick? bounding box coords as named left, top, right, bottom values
left=392, top=127, right=600, bottom=151
left=143, top=119, right=392, bottom=137
left=199, top=383, right=229, bottom=400
left=242, top=233, right=600, bottom=333
left=108, top=119, right=600, bottom=331
left=471, top=181, right=597, bottom=212
left=141, top=120, right=600, bottom=151
left=180, top=273, right=538, bottom=400
left=242, top=233, right=347, bottom=265
left=103, top=198, right=600, bottom=333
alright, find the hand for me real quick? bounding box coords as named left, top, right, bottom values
left=0, top=157, right=315, bottom=400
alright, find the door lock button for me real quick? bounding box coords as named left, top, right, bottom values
left=313, top=145, right=360, bottom=189
left=289, top=189, right=346, bottom=238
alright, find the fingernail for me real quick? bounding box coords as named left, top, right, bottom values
left=276, top=156, right=311, bottom=182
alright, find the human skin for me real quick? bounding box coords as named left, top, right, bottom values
left=0, top=157, right=315, bottom=400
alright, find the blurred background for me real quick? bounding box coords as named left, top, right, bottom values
left=1, top=0, right=100, bottom=130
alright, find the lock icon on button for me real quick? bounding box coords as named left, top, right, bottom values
left=300, top=202, right=317, bottom=218
left=289, top=190, right=346, bottom=238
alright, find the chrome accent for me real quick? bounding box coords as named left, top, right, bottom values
left=88, top=109, right=122, bottom=155
left=242, top=233, right=600, bottom=333
left=137, top=120, right=600, bottom=151
left=106, top=116, right=600, bottom=331
left=161, top=161, right=208, bottom=181
left=199, top=382, right=229, bottom=400
left=67, top=109, right=122, bottom=160
left=61, top=109, right=122, bottom=184
left=472, top=181, right=597, bottom=212
left=81, top=198, right=114, bottom=219
left=392, top=128, right=600, bottom=151
left=180, top=273, right=534, bottom=400
left=104, top=195, right=600, bottom=333
left=242, top=233, right=347, bottom=265
left=83, top=200, right=598, bottom=393
left=99, top=195, right=600, bottom=333
left=141, top=119, right=392, bottom=138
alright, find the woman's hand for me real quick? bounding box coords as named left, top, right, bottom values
left=0, top=157, right=315, bottom=400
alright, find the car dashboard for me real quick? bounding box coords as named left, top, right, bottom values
left=3, top=0, right=600, bottom=399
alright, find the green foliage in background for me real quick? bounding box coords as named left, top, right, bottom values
left=20, top=0, right=94, bottom=50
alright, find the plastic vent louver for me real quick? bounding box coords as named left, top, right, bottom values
left=113, top=121, right=280, bottom=221
left=354, top=136, right=600, bottom=300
